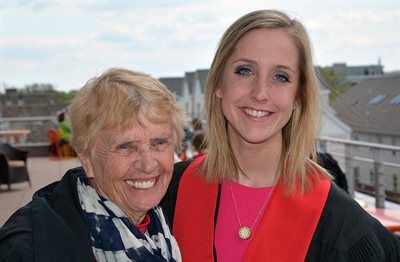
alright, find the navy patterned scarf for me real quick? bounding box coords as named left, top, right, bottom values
left=77, top=174, right=181, bottom=261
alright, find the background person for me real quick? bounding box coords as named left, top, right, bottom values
left=56, top=111, right=76, bottom=157
left=162, top=9, right=400, bottom=261
left=191, top=133, right=208, bottom=159
left=56, top=111, right=72, bottom=146
left=317, top=151, right=349, bottom=193
left=0, top=68, right=185, bottom=261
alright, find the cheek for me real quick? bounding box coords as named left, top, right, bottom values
left=94, top=155, right=129, bottom=194
left=157, top=150, right=174, bottom=181
left=272, top=89, right=297, bottom=110
left=160, top=150, right=174, bottom=171
left=220, top=84, right=243, bottom=113
left=221, top=80, right=247, bottom=99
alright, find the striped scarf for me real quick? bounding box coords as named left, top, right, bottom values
left=77, top=174, right=181, bottom=261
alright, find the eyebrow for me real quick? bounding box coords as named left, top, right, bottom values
left=153, top=132, right=173, bottom=139
left=275, top=65, right=297, bottom=74
left=232, top=58, right=297, bottom=74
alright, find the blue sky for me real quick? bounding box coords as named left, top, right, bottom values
left=1, top=0, right=399, bottom=92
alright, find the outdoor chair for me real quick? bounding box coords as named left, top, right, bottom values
left=0, top=143, right=31, bottom=190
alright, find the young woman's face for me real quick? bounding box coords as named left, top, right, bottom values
left=217, top=28, right=299, bottom=147
left=84, top=113, right=175, bottom=223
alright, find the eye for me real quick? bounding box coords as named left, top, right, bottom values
left=115, top=142, right=137, bottom=155
left=118, top=143, right=129, bottom=149
left=273, top=73, right=290, bottom=83
left=235, top=66, right=253, bottom=77
left=151, top=138, right=171, bottom=151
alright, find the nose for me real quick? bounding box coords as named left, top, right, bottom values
left=250, top=79, right=270, bottom=103
left=134, top=149, right=158, bottom=174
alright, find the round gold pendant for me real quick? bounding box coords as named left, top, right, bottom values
left=238, top=226, right=252, bottom=240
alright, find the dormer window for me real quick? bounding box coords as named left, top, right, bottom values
left=369, top=93, right=387, bottom=105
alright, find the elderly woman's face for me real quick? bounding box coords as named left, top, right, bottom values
left=85, top=113, right=175, bottom=222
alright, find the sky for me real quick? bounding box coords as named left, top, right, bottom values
left=1, top=0, right=399, bottom=92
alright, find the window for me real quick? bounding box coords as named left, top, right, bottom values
left=389, top=93, right=400, bottom=105
left=369, top=93, right=387, bottom=105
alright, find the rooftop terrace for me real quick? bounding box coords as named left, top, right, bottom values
left=1, top=156, right=399, bottom=230
left=0, top=157, right=80, bottom=226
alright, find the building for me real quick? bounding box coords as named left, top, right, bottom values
left=328, top=62, right=384, bottom=87
left=331, top=74, right=400, bottom=195
left=0, top=88, right=62, bottom=144
left=160, top=69, right=209, bottom=121
left=0, top=88, right=60, bottom=117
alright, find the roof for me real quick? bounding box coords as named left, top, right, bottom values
left=184, top=72, right=195, bottom=95
left=331, top=74, right=400, bottom=136
left=196, top=69, right=209, bottom=93
left=159, top=77, right=184, bottom=97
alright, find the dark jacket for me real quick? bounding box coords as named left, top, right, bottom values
left=318, top=152, right=349, bottom=193
left=161, top=160, right=400, bottom=261
left=0, top=167, right=94, bottom=262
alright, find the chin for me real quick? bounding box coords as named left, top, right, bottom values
left=240, top=133, right=272, bottom=144
left=130, top=195, right=162, bottom=213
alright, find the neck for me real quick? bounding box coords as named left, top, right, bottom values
left=230, top=131, right=282, bottom=187
left=125, top=210, right=147, bottom=225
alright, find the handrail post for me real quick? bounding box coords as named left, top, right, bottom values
left=345, top=144, right=355, bottom=196
left=372, top=148, right=385, bottom=208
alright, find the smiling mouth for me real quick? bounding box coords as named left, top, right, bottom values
left=244, top=108, right=270, bottom=118
left=125, top=177, right=158, bottom=190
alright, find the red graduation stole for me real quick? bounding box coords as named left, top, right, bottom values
left=173, top=156, right=331, bottom=262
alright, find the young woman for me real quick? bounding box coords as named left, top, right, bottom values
left=162, top=10, right=400, bottom=261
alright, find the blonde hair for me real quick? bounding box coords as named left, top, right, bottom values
left=204, top=10, right=329, bottom=193
left=69, top=68, right=186, bottom=157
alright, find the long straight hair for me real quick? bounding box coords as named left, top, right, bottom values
left=203, top=10, right=330, bottom=194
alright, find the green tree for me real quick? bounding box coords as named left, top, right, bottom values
left=23, top=83, right=56, bottom=93
left=319, top=67, right=346, bottom=102
left=58, top=90, right=77, bottom=106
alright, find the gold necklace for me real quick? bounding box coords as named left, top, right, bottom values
left=229, top=182, right=275, bottom=240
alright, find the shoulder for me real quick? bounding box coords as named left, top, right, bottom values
left=0, top=167, right=87, bottom=260
left=169, top=160, right=193, bottom=195
left=160, top=160, right=192, bottom=228
left=0, top=199, right=35, bottom=260
left=307, top=183, right=400, bottom=261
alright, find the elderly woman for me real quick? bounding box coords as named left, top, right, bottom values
left=0, top=68, right=184, bottom=261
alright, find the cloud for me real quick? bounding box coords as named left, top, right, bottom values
left=1, top=1, right=399, bottom=92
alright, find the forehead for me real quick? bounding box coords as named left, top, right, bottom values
left=230, top=28, right=299, bottom=66
left=104, top=114, right=173, bottom=141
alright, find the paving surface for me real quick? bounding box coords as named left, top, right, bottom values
left=0, top=157, right=80, bottom=226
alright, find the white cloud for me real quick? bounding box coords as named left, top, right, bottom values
left=1, top=1, right=399, bottom=92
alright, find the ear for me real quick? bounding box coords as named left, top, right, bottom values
left=215, top=86, right=223, bottom=99
left=78, top=153, right=95, bottom=178
left=293, top=98, right=300, bottom=110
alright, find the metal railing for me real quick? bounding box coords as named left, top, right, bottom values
left=1, top=117, right=399, bottom=208
left=318, top=136, right=400, bottom=208
left=0, top=116, right=57, bottom=144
